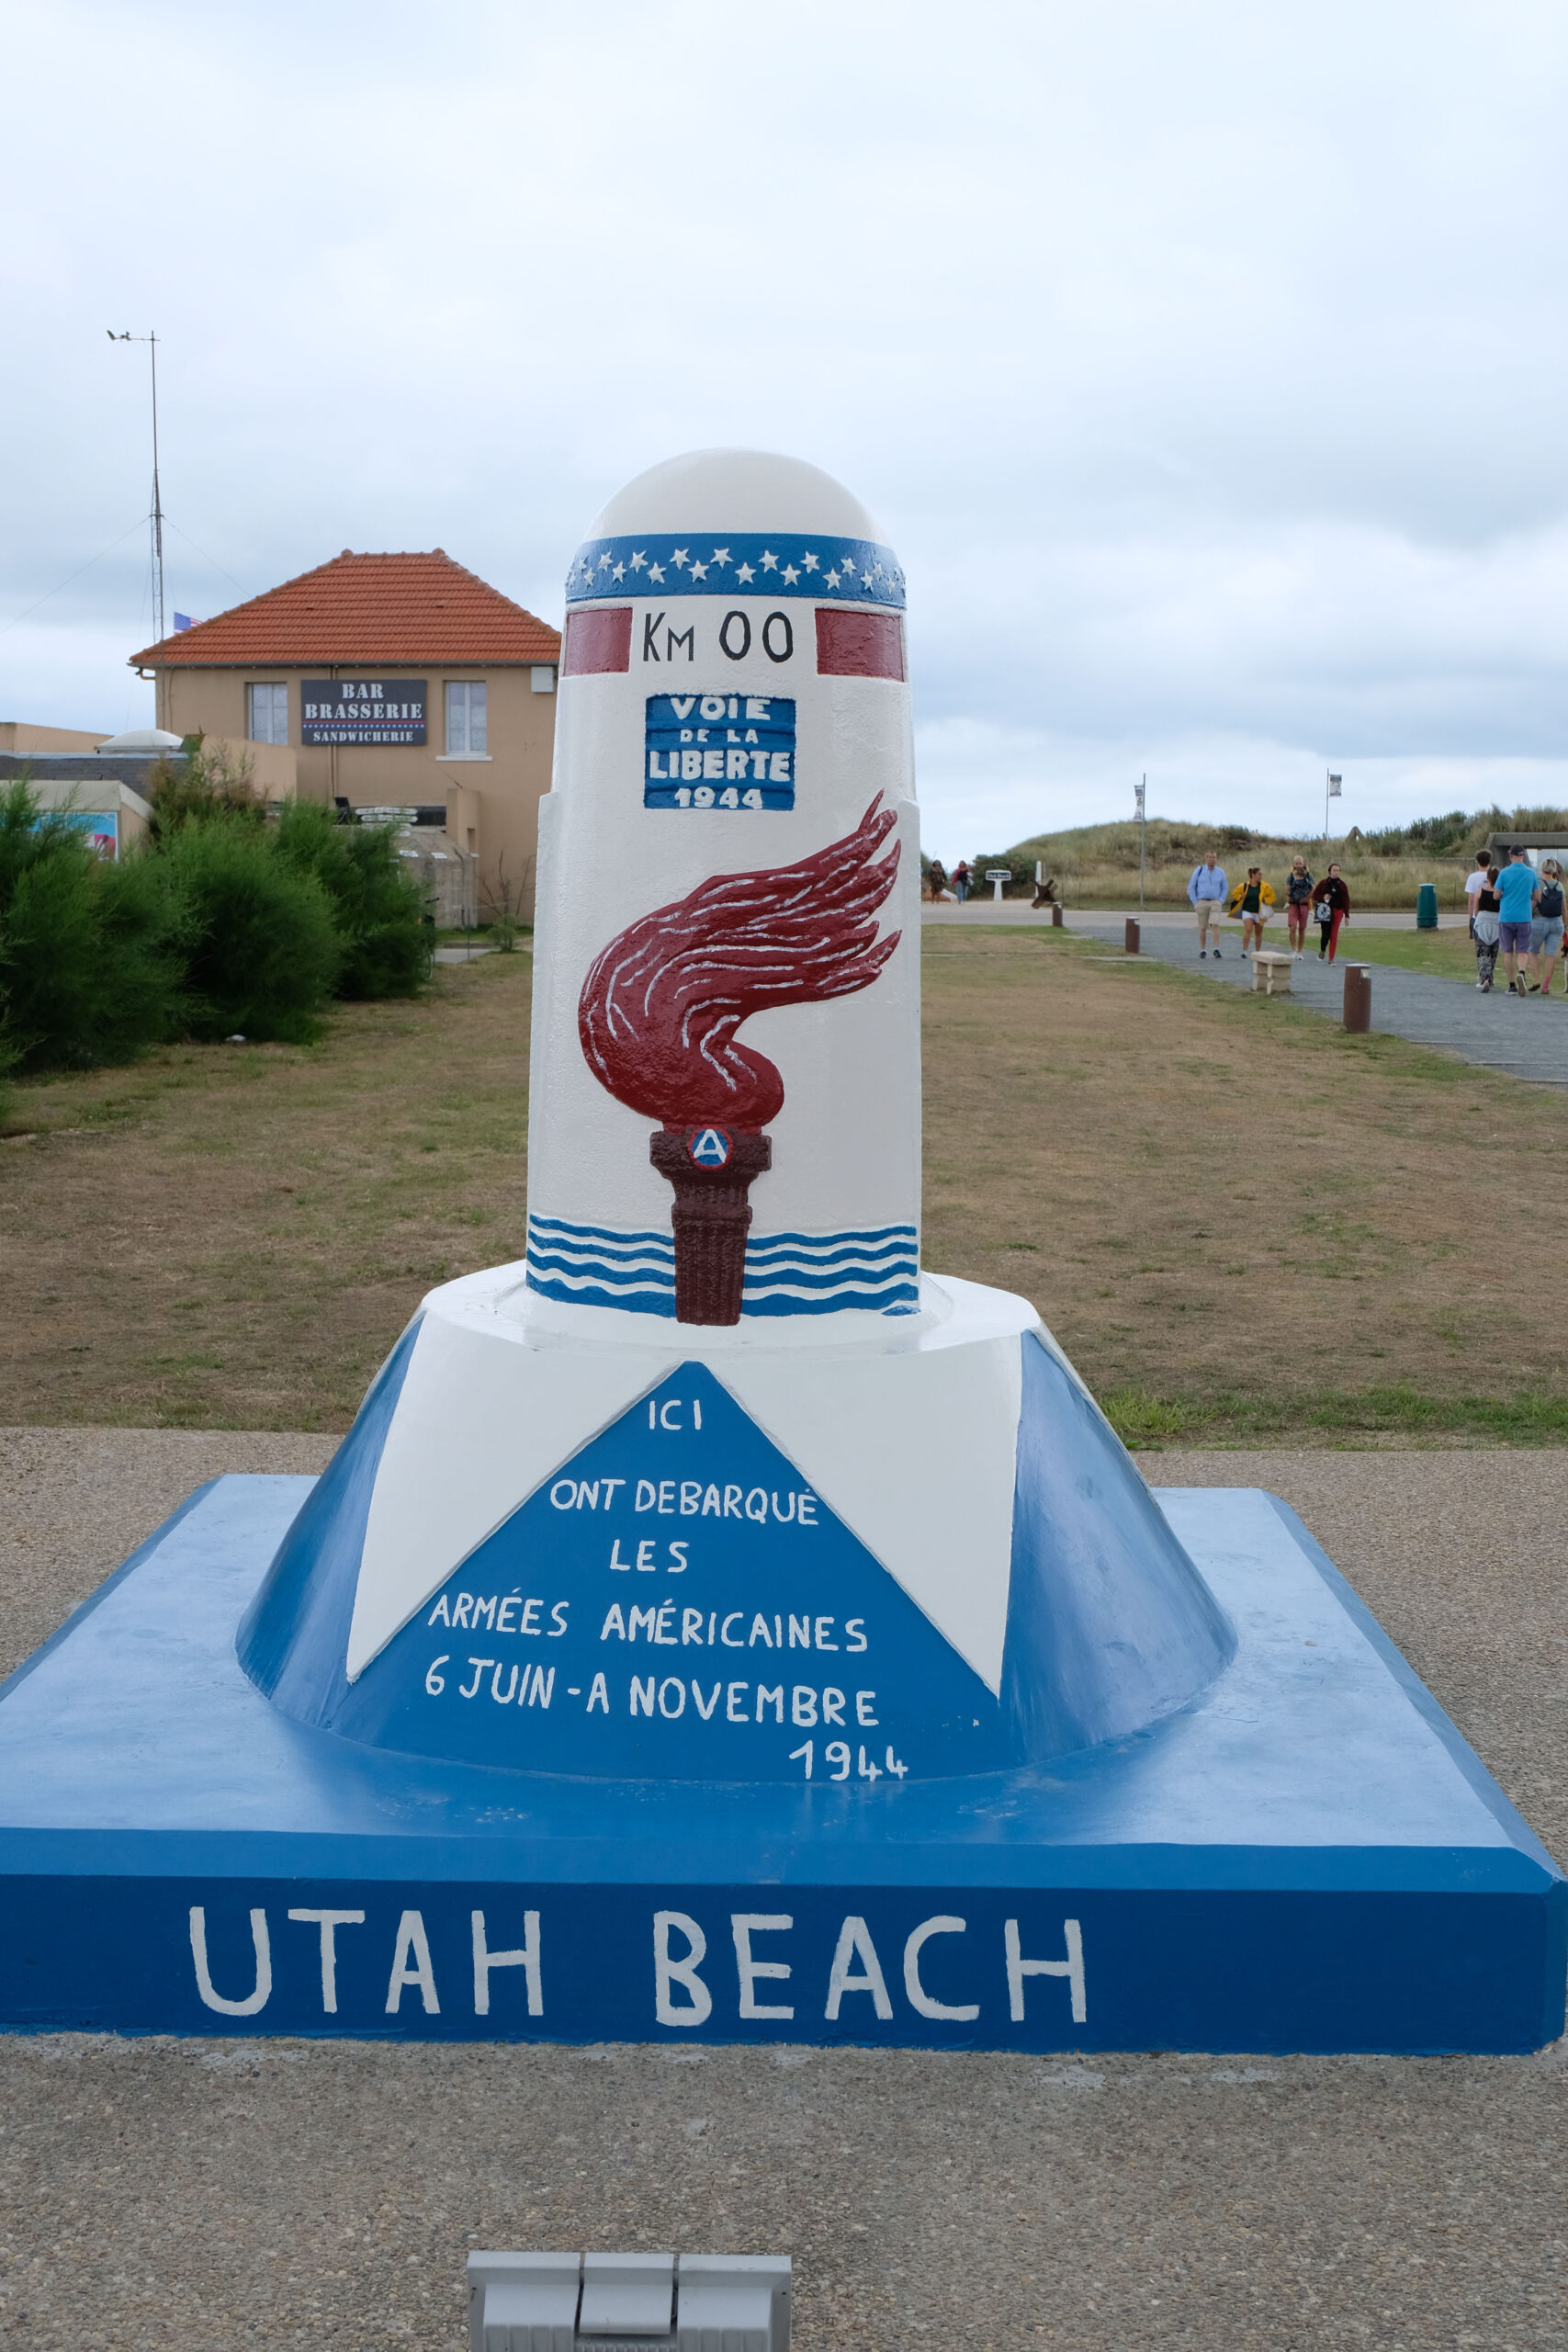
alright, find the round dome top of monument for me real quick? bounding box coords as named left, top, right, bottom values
left=94, top=726, right=185, bottom=754
left=587, top=448, right=884, bottom=541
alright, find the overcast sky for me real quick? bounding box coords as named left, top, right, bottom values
left=4, top=0, right=1565, bottom=856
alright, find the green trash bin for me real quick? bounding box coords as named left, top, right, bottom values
left=1416, top=883, right=1438, bottom=931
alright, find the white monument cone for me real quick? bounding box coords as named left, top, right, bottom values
left=237, top=449, right=1235, bottom=1780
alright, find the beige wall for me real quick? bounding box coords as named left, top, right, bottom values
left=0, top=720, right=111, bottom=753
left=153, top=663, right=556, bottom=919
left=199, top=736, right=298, bottom=798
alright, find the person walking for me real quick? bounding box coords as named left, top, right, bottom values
left=1226, top=865, right=1276, bottom=955
left=1313, top=863, right=1350, bottom=961
left=1530, top=857, right=1564, bottom=996
left=926, top=858, right=949, bottom=903
left=1188, top=848, right=1228, bottom=957
left=1495, top=844, right=1537, bottom=996
left=1472, top=865, right=1501, bottom=991
left=1464, top=850, right=1491, bottom=941
left=952, top=859, right=972, bottom=905
left=1285, top=855, right=1314, bottom=956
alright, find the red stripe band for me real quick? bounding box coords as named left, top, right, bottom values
left=562, top=607, right=632, bottom=675
left=815, top=608, right=905, bottom=680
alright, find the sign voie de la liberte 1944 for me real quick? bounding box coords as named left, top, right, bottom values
left=645, top=694, right=795, bottom=811
left=301, top=679, right=427, bottom=746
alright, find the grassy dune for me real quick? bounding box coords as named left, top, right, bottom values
left=952, top=808, right=1568, bottom=910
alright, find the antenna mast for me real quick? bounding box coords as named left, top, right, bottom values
left=108, top=328, right=165, bottom=643
left=149, top=331, right=164, bottom=647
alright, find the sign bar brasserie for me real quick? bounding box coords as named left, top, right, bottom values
left=301, top=678, right=427, bottom=746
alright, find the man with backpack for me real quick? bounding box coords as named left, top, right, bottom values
left=1496, top=844, right=1539, bottom=997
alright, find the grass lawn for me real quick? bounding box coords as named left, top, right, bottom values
left=1339, top=927, right=1488, bottom=981
left=919, top=928, right=1568, bottom=1445
left=3, top=926, right=1564, bottom=1444
left=0, top=953, right=533, bottom=1430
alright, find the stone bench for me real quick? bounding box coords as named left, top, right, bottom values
left=1251, top=950, right=1294, bottom=996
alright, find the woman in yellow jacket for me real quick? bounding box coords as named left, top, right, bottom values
left=1225, top=865, right=1277, bottom=956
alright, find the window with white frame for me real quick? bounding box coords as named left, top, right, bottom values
left=247, top=683, right=288, bottom=744
left=445, top=679, right=488, bottom=754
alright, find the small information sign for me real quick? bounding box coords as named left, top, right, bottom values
left=645, top=693, right=795, bottom=810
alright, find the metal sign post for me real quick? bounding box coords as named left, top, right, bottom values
left=1135, top=775, right=1146, bottom=908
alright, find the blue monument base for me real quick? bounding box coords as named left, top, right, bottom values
left=1, top=1475, right=1561, bottom=2053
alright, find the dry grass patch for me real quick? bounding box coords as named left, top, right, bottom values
left=919, top=929, right=1567, bottom=1442
left=2, top=929, right=1562, bottom=1442
left=0, top=954, right=530, bottom=1430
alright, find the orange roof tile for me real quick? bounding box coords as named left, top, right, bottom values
left=130, top=549, right=561, bottom=669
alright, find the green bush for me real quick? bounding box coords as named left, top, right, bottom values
left=0, top=780, right=184, bottom=1070
left=144, top=736, right=265, bottom=840
left=274, top=799, right=430, bottom=999
left=0, top=767, right=427, bottom=1085
left=161, top=813, right=342, bottom=1043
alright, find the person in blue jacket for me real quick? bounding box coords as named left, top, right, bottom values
left=1496, top=844, right=1539, bottom=997
left=1188, top=849, right=1228, bottom=957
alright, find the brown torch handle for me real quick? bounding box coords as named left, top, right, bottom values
left=649, top=1129, right=773, bottom=1327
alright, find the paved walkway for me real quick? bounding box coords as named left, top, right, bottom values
left=920, top=904, right=1568, bottom=1087
left=922, top=903, right=1470, bottom=931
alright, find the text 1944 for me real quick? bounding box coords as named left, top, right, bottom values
left=788, top=1739, right=908, bottom=1781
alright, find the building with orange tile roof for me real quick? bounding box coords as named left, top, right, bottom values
left=130, top=549, right=560, bottom=920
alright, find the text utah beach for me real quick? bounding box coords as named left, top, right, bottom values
left=186, top=1906, right=1088, bottom=2030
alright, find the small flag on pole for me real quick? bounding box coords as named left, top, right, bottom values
left=1134, top=781, right=1146, bottom=817
left=174, top=613, right=195, bottom=632
left=1327, top=773, right=1342, bottom=797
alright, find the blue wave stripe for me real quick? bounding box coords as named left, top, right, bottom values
left=527, top=1256, right=913, bottom=1297
left=747, top=1224, right=918, bottom=1249
left=525, top=1215, right=920, bottom=1318
left=742, top=1263, right=915, bottom=1293
left=525, top=1260, right=674, bottom=1291
left=529, top=1215, right=674, bottom=1249
left=529, top=1217, right=915, bottom=1257
left=525, top=1267, right=919, bottom=1318
left=528, top=1272, right=678, bottom=1317
left=745, top=1240, right=917, bottom=1265
left=526, top=1238, right=675, bottom=1271
left=741, top=1285, right=921, bottom=1317
left=525, top=1260, right=671, bottom=1291
left=745, top=1257, right=916, bottom=1275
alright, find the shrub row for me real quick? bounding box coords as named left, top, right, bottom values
left=0, top=758, right=430, bottom=1090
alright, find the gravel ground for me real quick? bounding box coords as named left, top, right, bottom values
left=1, top=1432, right=1564, bottom=2352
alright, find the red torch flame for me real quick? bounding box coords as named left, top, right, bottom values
left=579, top=796, right=902, bottom=1130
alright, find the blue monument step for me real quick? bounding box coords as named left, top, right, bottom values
left=0, top=1475, right=1559, bottom=2052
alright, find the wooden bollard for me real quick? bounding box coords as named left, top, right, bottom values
left=1343, top=964, right=1371, bottom=1034
left=1124, top=918, right=1140, bottom=955
left=1052, top=904, right=1064, bottom=927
